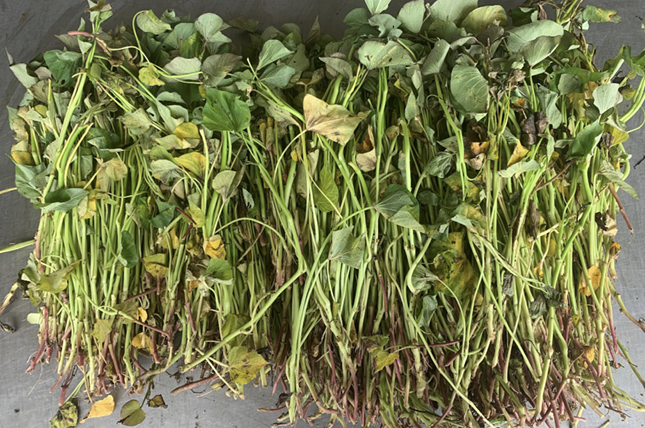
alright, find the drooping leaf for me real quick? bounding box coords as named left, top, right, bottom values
left=228, top=346, right=269, bottom=385
left=104, top=158, right=128, bottom=181
left=150, top=199, right=175, bottom=229
left=136, top=10, right=171, bottom=34
left=119, top=230, right=139, bottom=269
left=202, top=88, right=251, bottom=132
left=14, top=162, right=47, bottom=201
left=151, top=160, right=181, bottom=184
left=37, top=261, right=81, bottom=293
left=357, top=40, right=414, bottom=69
left=375, top=184, right=417, bottom=218
left=131, top=332, right=154, bottom=354
left=91, top=319, right=113, bottom=343
left=507, top=140, right=529, bottom=167
left=212, top=169, right=242, bottom=201
left=202, top=54, right=241, bottom=87
left=498, top=159, right=541, bottom=178
left=424, top=152, right=452, bottom=178
left=570, top=121, right=603, bottom=158
left=421, top=40, right=450, bottom=75
left=374, top=350, right=399, bottom=372
left=397, top=0, right=425, bottom=33
left=598, top=160, right=638, bottom=199
left=257, top=40, right=293, bottom=70
left=41, top=188, right=89, bottom=213
left=390, top=205, right=425, bottom=232
left=419, top=295, right=438, bottom=327
left=118, top=400, right=146, bottom=426
left=368, top=14, right=402, bottom=38
left=7, top=51, right=38, bottom=89
left=303, top=94, right=364, bottom=145
left=579, top=265, right=602, bottom=297
left=329, top=226, right=365, bottom=269
left=82, top=395, right=115, bottom=422
left=450, top=64, right=489, bottom=114
left=313, top=164, right=339, bottom=213
left=143, top=253, right=168, bottom=278
left=461, top=6, right=507, bottom=35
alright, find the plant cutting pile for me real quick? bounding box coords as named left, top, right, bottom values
left=3, top=0, right=645, bottom=426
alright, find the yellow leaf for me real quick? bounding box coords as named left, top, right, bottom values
left=579, top=265, right=602, bottom=296
left=546, top=238, right=556, bottom=258
left=173, top=122, right=200, bottom=140
left=581, top=345, right=595, bottom=368
left=132, top=332, right=154, bottom=354
left=609, top=242, right=621, bottom=259
left=507, top=140, right=528, bottom=167
left=533, top=267, right=544, bottom=280
left=81, top=395, right=115, bottom=423
left=142, top=254, right=168, bottom=279
left=175, top=152, right=206, bottom=177
left=290, top=150, right=299, bottom=162
left=374, top=350, right=399, bottom=372
left=604, top=124, right=629, bottom=146
left=204, top=235, right=226, bottom=259
left=228, top=346, right=269, bottom=385
left=136, top=307, right=147, bottom=323
left=11, top=151, right=34, bottom=165
left=303, top=94, right=365, bottom=146
left=139, top=65, right=164, bottom=86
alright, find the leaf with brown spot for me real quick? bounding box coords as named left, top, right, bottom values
left=228, top=346, right=269, bottom=385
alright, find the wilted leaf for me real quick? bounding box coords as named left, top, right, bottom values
left=204, top=235, right=226, bottom=259
left=303, top=94, right=364, bottom=145
left=507, top=140, right=529, bottom=167
left=164, top=57, right=201, bottom=80
left=41, top=188, right=89, bottom=213
left=583, top=6, right=620, bottom=23
left=143, top=253, right=168, bottom=278
left=419, top=295, right=438, bottom=327
left=137, top=10, right=171, bottom=34
left=206, top=258, right=233, bottom=284
left=202, top=54, right=241, bottom=87
left=579, top=265, right=602, bottom=297
left=425, top=152, right=452, bottom=178
left=132, top=332, right=154, bottom=354
left=373, top=350, right=399, bottom=372
left=571, top=121, right=603, bottom=158
left=37, top=261, right=81, bottom=293
left=50, top=401, right=78, bottom=428
left=119, top=400, right=146, bottom=426
left=320, top=56, right=353, bottom=80
left=148, top=395, right=167, bottom=409
left=212, top=169, right=242, bottom=201
left=329, top=226, right=365, bottom=269
left=120, top=109, right=153, bottom=136
left=139, top=65, right=164, bottom=86
left=81, top=395, right=115, bottom=423
left=506, top=20, right=563, bottom=52
left=228, top=346, right=269, bottom=385
left=519, top=35, right=561, bottom=66
left=598, top=160, right=638, bottom=199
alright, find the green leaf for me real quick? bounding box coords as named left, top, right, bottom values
left=151, top=160, right=181, bottom=184
left=303, top=94, right=364, bottom=145
left=419, top=295, right=438, bottom=327
left=357, top=40, right=414, bottom=69
left=320, top=56, right=353, bottom=80
left=397, top=0, right=425, bottom=33
left=365, top=0, right=391, bottom=15
left=261, top=64, right=296, bottom=88
left=498, top=160, right=541, bottom=178
left=194, top=13, right=227, bottom=41
left=536, top=86, right=562, bottom=129
left=583, top=6, right=621, bottom=23
left=313, top=164, right=339, bottom=213
left=461, top=6, right=507, bottom=35
left=41, top=188, right=89, bottom=213
left=26, top=312, right=42, bottom=325
left=37, top=261, right=80, bottom=293
left=424, top=152, right=452, bottom=178
left=429, top=0, right=478, bottom=25
left=202, top=53, right=241, bottom=87
left=510, top=7, right=538, bottom=26
left=450, top=64, right=489, bottom=114
left=598, top=160, right=638, bottom=199
left=229, top=16, right=259, bottom=33
left=506, top=20, right=563, bottom=52
left=151, top=199, right=175, bottom=229
left=119, top=109, right=153, bottom=136
left=163, top=23, right=197, bottom=49
left=375, top=184, right=417, bottom=218
left=228, top=346, right=269, bottom=385
left=118, top=400, right=146, bottom=426
left=186, top=193, right=206, bottom=227
left=136, top=10, right=171, bottom=35
left=257, top=40, right=293, bottom=70
left=175, top=152, right=206, bottom=177
left=593, top=83, right=622, bottom=115
left=329, top=226, right=365, bottom=269
left=410, top=265, right=439, bottom=294
left=519, top=35, right=561, bottom=66
left=43, top=50, right=82, bottom=87
left=164, top=57, right=201, bottom=80
left=206, top=258, right=233, bottom=284
left=421, top=40, right=450, bottom=75
left=212, top=170, right=241, bottom=202
left=202, top=88, right=251, bottom=132
left=344, top=8, right=370, bottom=28
left=119, top=231, right=139, bottom=269
left=571, top=121, right=603, bottom=158
left=114, top=301, right=139, bottom=322
left=49, top=401, right=79, bottom=428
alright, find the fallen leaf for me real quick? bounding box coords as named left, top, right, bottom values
left=148, top=395, right=167, bottom=409
left=119, top=400, right=146, bottom=426
left=81, top=395, right=115, bottom=423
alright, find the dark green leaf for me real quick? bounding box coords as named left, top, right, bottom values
left=118, top=400, right=146, bottom=426
left=43, top=50, right=82, bottom=88
left=329, top=226, right=365, bottom=269
left=41, top=188, right=89, bottom=213
left=570, top=121, right=603, bottom=158
left=424, top=152, right=452, bottom=178
left=418, top=295, right=438, bottom=327
left=150, top=199, right=175, bottom=229
left=375, top=184, right=418, bottom=218
left=119, top=231, right=139, bottom=269
left=202, top=88, right=251, bottom=132
left=257, top=40, right=293, bottom=70
left=261, top=64, right=296, bottom=89
left=206, top=258, right=233, bottom=284
left=313, top=164, right=339, bottom=213
left=14, top=162, right=47, bottom=201
left=202, top=54, right=241, bottom=87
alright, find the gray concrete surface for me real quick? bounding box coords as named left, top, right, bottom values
left=1, top=0, right=645, bottom=427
